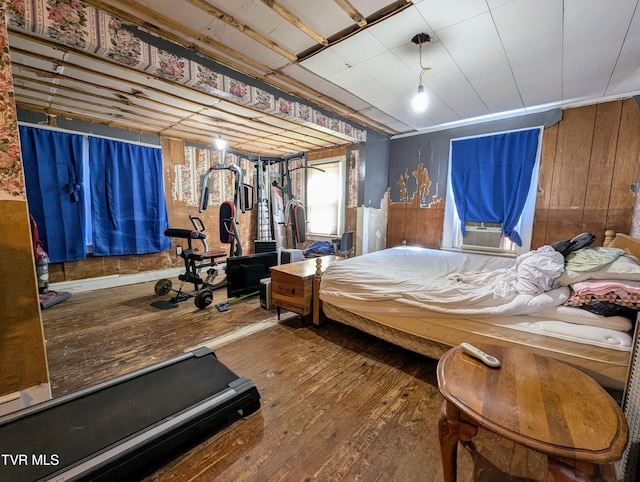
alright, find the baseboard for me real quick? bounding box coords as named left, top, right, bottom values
left=49, top=268, right=183, bottom=294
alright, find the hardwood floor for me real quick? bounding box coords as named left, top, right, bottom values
left=41, top=279, right=597, bottom=481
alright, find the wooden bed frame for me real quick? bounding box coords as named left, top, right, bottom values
left=313, top=232, right=640, bottom=391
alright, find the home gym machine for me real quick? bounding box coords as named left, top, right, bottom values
left=155, top=163, right=253, bottom=309
left=271, top=154, right=324, bottom=249
left=0, top=347, right=260, bottom=482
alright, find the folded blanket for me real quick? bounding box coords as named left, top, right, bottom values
left=572, top=279, right=640, bottom=297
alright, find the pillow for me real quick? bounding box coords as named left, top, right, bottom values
left=554, top=255, right=640, bottom=287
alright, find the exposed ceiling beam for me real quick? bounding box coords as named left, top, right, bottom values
left=297, top=0, right=412, bottom=62
left=11, top=46, right=348, bottom=152
left=332, top=0, right=367, bottom=27
left=185, top=0, right=298, bottom=62
left=78, top=0, right=398, bottom=135
left=259, top=0, right=328, bottom=46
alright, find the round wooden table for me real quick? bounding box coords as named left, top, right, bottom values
left=436, top=344, right=628, bottom=481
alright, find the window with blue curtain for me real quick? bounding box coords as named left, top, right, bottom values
left=450, top=128, right=540, bottom=246
left=89, top=137, right=170, bottom=256
left=20, top=126, right=86, bottom=263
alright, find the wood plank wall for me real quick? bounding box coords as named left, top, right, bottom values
left=386, top=99, right=640, bottom=249
left=533, top=98, right=640, bottom=247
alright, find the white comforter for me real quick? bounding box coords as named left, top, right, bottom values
left=320, top=246, right=570, bottom=316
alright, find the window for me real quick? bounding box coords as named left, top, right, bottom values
left=442, top=127, right=543, bottom=255
left=306, top=156, right=345, bottom=237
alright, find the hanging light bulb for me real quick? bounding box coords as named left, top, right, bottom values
left=412, top=84, right=428, bottom=112
left=410, top=33, right=431, bottom=114
left=214, top=134, right=226, bottom=150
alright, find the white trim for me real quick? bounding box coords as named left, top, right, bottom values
left=50, top=267, right=183, bottom=293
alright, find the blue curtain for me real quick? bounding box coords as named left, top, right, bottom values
left=450, top=128, right=540, bottom=246
left=20, top=126, right=86, bottom=262
left=89, top=137, right=170, bottom=256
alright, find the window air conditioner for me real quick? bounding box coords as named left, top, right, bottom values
left=462, top=222, right=503, bottom=250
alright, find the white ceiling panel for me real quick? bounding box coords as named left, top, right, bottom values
left=564, top=0, right=637, bottom=55
left=470, top=71, right=521, bottom=114
left=608, top=40, right=640, bottom=96
left=414, top=0, right=489, bottom=31
left=514, top=59, right=563, bottom=108
left=492, top=0, right=562, bottom=71
left=327, top=66, right=373, bottom=90
left=439, top=12, right=512, bottom=81
left=368, top=7, right=433, bottom=50
left=330, top=30, right=389, bottom=66
left=300, top=49, right=349, bottom=78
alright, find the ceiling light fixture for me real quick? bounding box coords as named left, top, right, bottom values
left=214, top=133, right=226, bottom=151
left=411, top=32, right=431, bottom=113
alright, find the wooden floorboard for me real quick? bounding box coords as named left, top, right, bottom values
left=41, top=279, right=609, bottom=481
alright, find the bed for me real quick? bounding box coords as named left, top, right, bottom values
left=318, top=231, right=640, bottom=390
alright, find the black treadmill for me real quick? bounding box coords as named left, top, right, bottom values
left=0, top=347, right=260, bottom=481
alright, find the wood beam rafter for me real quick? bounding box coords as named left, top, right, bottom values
left=8, top=37, right=351, bottom=145
left=185, top=0, right=297, bottom=62
left=332, top=0, right=367, bottom=27
left=11, top=63, right=340, bottom=155
left=260, top=0, right=328, bottom=46
left=78, top=0, right=398, bottom=136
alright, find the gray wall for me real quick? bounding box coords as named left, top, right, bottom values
left=388, top=110, right=562, bottom=205
left=362, top=129, right=390, bottom=209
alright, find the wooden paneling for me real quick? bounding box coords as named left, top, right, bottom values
left=545, top=105, right=597, bottom=243
left=582, top=101, right=621, bottom=237
left=533, top=99, right=640, bottom=247
left=0, top=200, right=49, bottom=396
left=387, top=194, right=444, bottom=249
left=608, top=98, right=640, bottom=233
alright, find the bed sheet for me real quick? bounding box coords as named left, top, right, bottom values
left=320, top=246, right=570, bottom=317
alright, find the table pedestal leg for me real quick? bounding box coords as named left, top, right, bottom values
left=438, top=400, right=478, bottom=482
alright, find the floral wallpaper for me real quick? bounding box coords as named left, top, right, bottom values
left=173, top=146, right=252, bottom=207
left=0, top=10, right=24, bottom=198
left=5, top=0, right=367, bottom=143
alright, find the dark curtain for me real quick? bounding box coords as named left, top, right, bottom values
left=89, top=137, right=170, bottom=256
left=20, top=126, right=86, bottom=262
left=450, top=128, right=540, bottom=246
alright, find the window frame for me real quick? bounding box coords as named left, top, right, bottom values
left=305, top=155, right=346, bottom=239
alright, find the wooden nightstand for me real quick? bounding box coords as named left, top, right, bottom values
left=270, top=256, right=341, bottom=323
